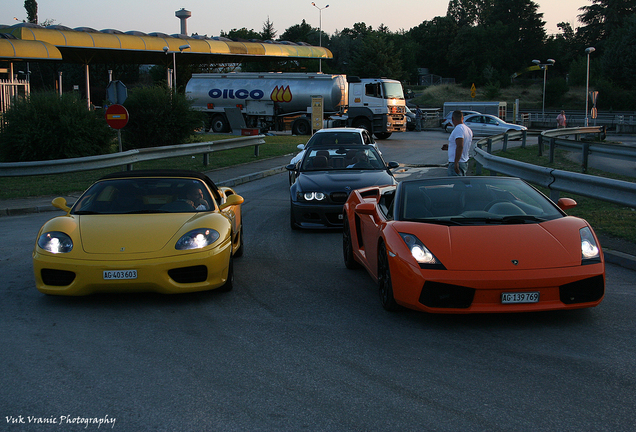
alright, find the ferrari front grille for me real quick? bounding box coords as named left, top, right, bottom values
left=559, top=275, right=604, bottom=304
left=168, top=265, right=208, bottom=284
left=419, top=281, right=475, bottom=309
left=41, top=269, right=76, bottom=286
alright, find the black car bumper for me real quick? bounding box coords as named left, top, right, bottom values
left=290, top=201, right=345, bottom=229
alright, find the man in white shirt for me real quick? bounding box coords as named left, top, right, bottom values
left=441, top=111, right=473, bottom=176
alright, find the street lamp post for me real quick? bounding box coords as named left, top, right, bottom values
left=585, top=47, right=596, bottom=127
left=163, top=44, right=191, bottom=91
left=311, top=2, right=329, bottom=73
left=532, top=59, right=555, bottom=122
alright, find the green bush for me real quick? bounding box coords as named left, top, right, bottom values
left=121, top=86, right=204, bottom=150
left=0, top=92, right=114, bottom=162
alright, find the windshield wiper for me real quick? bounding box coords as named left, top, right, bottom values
left=407, top=218, right=463, bottom=226
left=500, top=215, right=547, bottom=224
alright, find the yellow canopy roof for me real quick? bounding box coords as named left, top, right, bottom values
left=0, top=24, right=332, bottom=64
left=0, top=38, right=62, bottom=60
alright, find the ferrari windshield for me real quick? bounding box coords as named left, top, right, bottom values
left=300, top=145, right=385, bottom=171
left=72, top=177, right=216, bottom=215
left=397, top=177, right=564, bottom=224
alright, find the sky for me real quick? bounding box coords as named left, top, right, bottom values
left=5, top=0, right=589, bottom=38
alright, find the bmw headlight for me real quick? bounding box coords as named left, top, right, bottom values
left=580, top=227, right=600, bottom=263
left=38, top=231, right=73, bottom=254
left=175, top=228, right=220, bottom=250
left=399, top=233, right=444, bottom=268
left=298, top=192, right=326, bottom=202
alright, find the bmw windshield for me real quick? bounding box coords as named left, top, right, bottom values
left=300, top=145, right=386, bottom=171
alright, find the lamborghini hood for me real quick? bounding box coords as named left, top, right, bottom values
left=79, top=214, right=194, bottom=254
left=397, top=218, right=590, bottom=271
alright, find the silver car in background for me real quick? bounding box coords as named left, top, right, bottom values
left=447, top=114, right=527, bottom=136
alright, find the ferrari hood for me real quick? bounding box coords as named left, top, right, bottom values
left=398, top=218, right=587, bottom=271
left=79, top=214, right=193, bottom=254
left=298, top=171, right=395, bottom=193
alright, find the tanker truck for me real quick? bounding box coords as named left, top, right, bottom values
left=185, top=72, right=406, bottom=139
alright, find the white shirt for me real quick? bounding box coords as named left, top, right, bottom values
left=448, top=123, right=473, bottom=163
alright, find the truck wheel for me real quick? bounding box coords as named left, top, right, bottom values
left=211, top=114, right=229, bottom=133
left=352, top=119, right=372, bottom=133
left=291, top=118, right=311, bottom=135
left=374, top=132, right=392, bottom=140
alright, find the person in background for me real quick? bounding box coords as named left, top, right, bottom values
left=415, top=105, right=423, bottom=132
left=441, top=110, right=473, bottom=176
left=557, top=110, right=567, bottom=128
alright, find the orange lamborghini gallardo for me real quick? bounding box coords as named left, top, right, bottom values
left=343, top=177, right=605, bottom=313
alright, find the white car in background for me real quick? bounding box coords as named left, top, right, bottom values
left=447, top=114, right=527, bottom=136
left=289, top=128, right=379, bottom=165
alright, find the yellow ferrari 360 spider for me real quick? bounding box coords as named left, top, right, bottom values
left=33, top=170, right=244, bottom=295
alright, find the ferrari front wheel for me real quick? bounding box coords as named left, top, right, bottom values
left=378, top=242, right=400, bottom=311
left=343, top=215, right=360, bottom=269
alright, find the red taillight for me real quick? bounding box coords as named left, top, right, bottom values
left=207, top=103, right=214, bottom=109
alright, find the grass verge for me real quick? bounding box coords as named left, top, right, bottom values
left=0, top=134, right=304, bottom=200
left=481, top=145, right=636, bottom=244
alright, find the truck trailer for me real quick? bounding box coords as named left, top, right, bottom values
left=185, top=72, right=407, bottom=139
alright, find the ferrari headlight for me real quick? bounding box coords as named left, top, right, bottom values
left=580, top=227, right=600, bottom=262
left=399, top=233, right=440, bottom=266
left=298, top=192, right=326, bottom=201
left=175, top=228, right=220, bottom=250
left=38, top=231, right=73, bottom=254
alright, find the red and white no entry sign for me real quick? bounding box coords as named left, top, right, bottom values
left=105, top=104, right=129, bottom=129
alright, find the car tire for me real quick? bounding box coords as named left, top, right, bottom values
left=378, top=242, right=400, bottom=311
left=343, top=215, right=360, bottom=269
left=217, top=254, right=234, bottom=292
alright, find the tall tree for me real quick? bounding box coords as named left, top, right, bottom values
left=24, top=0, right=38, bottom=24
left=279, top=19, right=314, bottom=43
left=577, top=0, right=636, bottom=45
left=349, top=32, right=405, bottom=79
left=220, top=28, right=261, bottom=40
left=261, top=16, right=277, bottom=41
left=446, top=0, right=488, bottom=26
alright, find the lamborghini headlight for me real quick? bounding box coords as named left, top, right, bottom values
left=175, top=228, right=220, bottom=250
left=38, top=231, right=73, bottom=254
left=399, top=233, right=441, bottom=266
left=580, top=227, right=600, bottom=262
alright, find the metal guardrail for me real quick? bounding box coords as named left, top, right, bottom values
left=473, top=128, right=636, bottom=208
left=0, top=135, right=266, bottom=177
left=541, top=126, right=636, bottom=172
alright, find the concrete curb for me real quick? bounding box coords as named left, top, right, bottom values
left=216, top=165, right=288, bottom=188
left=603, top=249, right=636, bottom=271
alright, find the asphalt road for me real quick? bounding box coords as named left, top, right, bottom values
left=1, top=137, right=635, bottom=431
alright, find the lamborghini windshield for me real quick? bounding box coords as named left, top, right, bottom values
left=397, top=177, right=564, bottom=224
